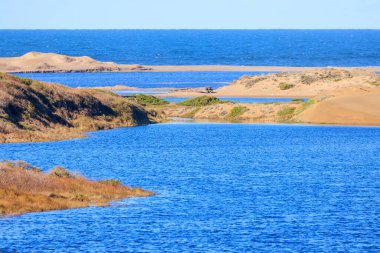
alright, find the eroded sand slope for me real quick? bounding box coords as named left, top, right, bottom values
left=297, top=87, right=380, bottom=125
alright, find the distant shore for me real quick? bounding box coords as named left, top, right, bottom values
left=144, top=65, right=380, bottom=73
left=1, top=52, right=380, bottom=73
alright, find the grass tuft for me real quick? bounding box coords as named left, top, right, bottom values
left=228, top=106, right=248, bottom=119
left=178, top=96, right=230, bottom=106
left=134, top=94, right=169, bottom=106
left=277, top=106, right=296, bottom=116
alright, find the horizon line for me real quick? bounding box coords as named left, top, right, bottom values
left=1, top=28, right=380, bottom=31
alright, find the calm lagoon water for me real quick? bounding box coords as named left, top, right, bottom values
left=1, top=30, right=380, bottom=66
left=1, top=123, right=380, bottom=252
left=163, top=97, right=306, bottom=103
left=15, top=72, right=264, bottom=89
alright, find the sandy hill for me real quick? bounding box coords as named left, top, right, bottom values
left=215, top=68, right=380, bottom=97
left=0, top=52, right=148, bottom=73
left=297, top=86, right=380, bottom=125
left=0, top=73, right=155, bottom=143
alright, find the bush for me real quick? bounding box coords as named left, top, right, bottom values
left=228, top=106, right=248, bottom=118
left=49, top=166, right=75, bottom=178
left=19, top=78, right=33, bottom=86
left=178, top=96, right=229, bottom=106
left=292, top=98, right=305, bottom=103
left=135, top=94, right=169, bottom=106
left=279, top=83, right=294, bottom=90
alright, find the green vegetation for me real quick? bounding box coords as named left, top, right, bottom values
left=292, top=98, right=305, bottom=103
left=295, top=99, right=315, bottom=114
left=178, top=96, right=230, bottom=106
left=279, top=83, right=294, bottom=90
left=277, top=106, right=296, bottom=116
left=135, top=94, right=169, bottom=106
left=228, top=106, right=248, bottom=119
left=19, top=78, right=33, bottom=86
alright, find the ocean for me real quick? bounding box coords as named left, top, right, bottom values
left=1, top=30, right=379, bottom=66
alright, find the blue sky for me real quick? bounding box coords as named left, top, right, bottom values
left=1, top=0, right=379, bottom=29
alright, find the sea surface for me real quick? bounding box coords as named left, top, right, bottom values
left=1, top=30, right=380, bottom=66
left=1, top=123, right=380, bottom=252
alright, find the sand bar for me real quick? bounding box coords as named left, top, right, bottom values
left=1, top=52, right=380, bottom=73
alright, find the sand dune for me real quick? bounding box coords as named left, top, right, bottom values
left=1, top=52, right=380, bottom=73
left=164, top=68, right=380, bottom=98
left=0, top=52, right=149, bottom=73
left=297, top=86, right=380, bottom=126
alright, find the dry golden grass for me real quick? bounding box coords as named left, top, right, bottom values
left=0, top=161, right=154, bottom=216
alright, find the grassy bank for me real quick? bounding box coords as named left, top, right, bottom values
left=0, top=161, right=153, bottom=216
left=0, top=73, right=156, bottom=143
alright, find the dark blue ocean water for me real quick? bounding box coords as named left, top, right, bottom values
left=1, top=123, right=380, bottom=252
left=1, top=30, right=380, bottom=66
left=16, top=71, right=264, bottom=89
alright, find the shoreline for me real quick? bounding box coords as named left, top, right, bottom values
left=5, top=65, right=380, bottom=74
left=144, top=65, right=380, bottom=73
left=0, top=161, right=154, bottom=216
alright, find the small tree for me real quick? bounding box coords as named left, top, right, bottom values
left=205, top=87, right=214, bottom=93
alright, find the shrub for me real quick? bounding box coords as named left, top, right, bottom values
left=19, top=78, right=33, bottom=86
left=279, top=83, right=294, bottom=90
left=49, top=166, right=75, bottom=178
left=99, top=179, right=122, bottom=186
left=135, top=94, right=169, bottom=106
left=300, top=75, right=317, bottom=85
left=178, top=96, right=229, bottom=106
left=292, top=98, right=305, bottom=103
left=277, top=106, right=296, bottom=116
left=228, top=106, right=248, bottom=118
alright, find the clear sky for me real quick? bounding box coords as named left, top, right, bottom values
left=1, top=0, right=379, bottom=29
